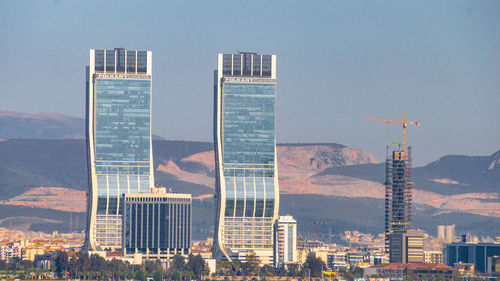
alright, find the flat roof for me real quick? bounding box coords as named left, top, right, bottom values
left=124, top=192, right=191, bottom=199
left=370, top=263, right=452, bottom=270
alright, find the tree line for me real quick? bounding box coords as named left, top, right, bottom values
left=0, top=251, right=369, bottom=280
left=50, top=251, right=209, bottom=280
left=217, top=252, right=327, bottom=278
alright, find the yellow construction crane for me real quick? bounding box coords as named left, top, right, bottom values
left=363, top=113, right=420, bottom=155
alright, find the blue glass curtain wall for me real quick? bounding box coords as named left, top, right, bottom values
left=222, top=82, right=276, bottom=219
left=94, top=78, right=152, bottom=216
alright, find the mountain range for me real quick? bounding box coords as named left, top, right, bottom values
left=0, top=111, right=84, bottom=139
left=0, top=111, right=499, bottom=240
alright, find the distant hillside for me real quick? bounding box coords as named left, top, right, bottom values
left=319, top=151, right=500, bottom=195
left=0, top=111, right=84, bottom=139
left=279, top=194, right=500, bottom=239
left=0, top=110, right=498, bottom=237
left=415, top=152, right=500, bottom=194
left=0, top=111, right=165, bottom=140
left=0, top=139, right=88, bottom=199
left=0, top=204, right=86, bottom=233
left=0, top=139, right=212, bottom=199
left=0, top=138, right=499, bottom=237
left=0, top=139, right=375, bottom=198
left=2, top=192, right=499, bottom=240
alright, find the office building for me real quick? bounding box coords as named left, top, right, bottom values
left=460, top=232, right=479, bottom=244
left=487, top=256, right=500, bottom=275
left=438, top=225, right=445, bottom=241
left=424, top=250, right=443, bottom=264
left=328, top=252, right=348, bottom=270
left=438, top=225, right=455, bottom=244
left=348, top=252, right=366, bottom=266
left=0, top=242, right=22, bottom=262
left=369, top=253, right=387, bottom=265
left=212, top=52, right=279, bottom=264
left=454, top=262, right=475, bottom=276
left=85, top=48, right=153, bottom=251
left=388, top=230, right=424, bottom=263
left=274, top=215, right=297, bottom=267
left=445, top=225, right=456, bottom=243
left=122, top=187, right=191, bottom=259
left=444, top=242, right=500, bottom=273
left=365, top=263, right=453, bottom=281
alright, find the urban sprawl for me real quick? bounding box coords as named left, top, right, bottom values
left=1, top=49, right=499, bottom=281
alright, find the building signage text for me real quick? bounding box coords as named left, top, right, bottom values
left=223, top=77, right=275, bottom=83
left=95, top=73, right=151, bottom=80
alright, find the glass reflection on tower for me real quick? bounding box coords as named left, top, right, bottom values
left=85, top=48, right=153, bottom=251
left=213, top=53, right=279, bottom=264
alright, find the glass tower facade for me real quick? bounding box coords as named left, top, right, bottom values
left=213, top=53, right=279, bottom=264
left=445, top=242, right=500, bottom=273
left=86, top=48, right=153, bottom=251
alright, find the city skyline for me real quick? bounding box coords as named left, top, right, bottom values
left=0, top=1, right=499, bottom=279
left=1, top=1, right=499, bottom=166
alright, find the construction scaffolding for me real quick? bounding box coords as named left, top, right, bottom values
left=363, top=114, right=419, bottom=256
left=384, top=146, right=413, bottom=251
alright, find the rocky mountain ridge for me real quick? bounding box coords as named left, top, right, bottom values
left=0, top=111, right=498, bottom=237
left=158, top=146, right=500, bottom=218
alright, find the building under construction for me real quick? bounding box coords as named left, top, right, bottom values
left=385, top=146, right=413, bottom=239
left=363, top=114, right=420, bottom=262
left=385, top=147, right=423, bottom=263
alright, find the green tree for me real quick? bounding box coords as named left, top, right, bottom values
left=88, top=253, right=107, bottom=273
left=187, top=254, right=209, bottom=279
left=127, top=270, right=136, bottom=280
left=287, top=263, right=301, bottom=277
left=75, top=251, right=90, bottom=279
left=259, top=264, right=275, bottom=277
left=172, top=254, right=186, bottom=271
left=241, top=253, right=260, bottom=276
left=172, top=271, right=182, bottom=281
left=338, top=268, right=354, bottom=281
left=108, top=259, right=128, bottom=280
left=153, top=270, right=163, bottom=281
left=183, top=269, right=195, bottom=280
left=276, top=266, right=287, bottom=276
left=135, top=269, right=146, bottom=281
left=54, top=251, right=69, bottom=277
left=0, top=260, right=7, bottom=270
left=302, top=252, right=326, bottom=278
left=352, top=266, right=363, bottom=278
left=231, top=260, right=241, bottom=276
left=145, top=259, right=162, bottom=273
left=19, top=260, right=33, bottom=271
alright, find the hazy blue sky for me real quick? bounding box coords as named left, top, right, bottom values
left=1, top=0, right=499, bottom=166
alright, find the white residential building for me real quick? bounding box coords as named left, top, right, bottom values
left=273, top=215, right=297, bottom=267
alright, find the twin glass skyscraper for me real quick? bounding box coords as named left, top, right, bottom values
left=85, top=48, right=153, bottom=251
left=85, top=50, right=280, bottom=262
left=213, top=53, right=279, bottom=263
